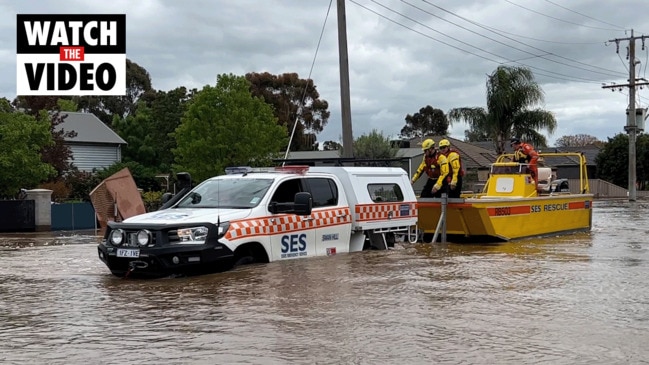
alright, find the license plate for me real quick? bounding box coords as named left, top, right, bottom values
left=116, top=249, right=140, bottom=258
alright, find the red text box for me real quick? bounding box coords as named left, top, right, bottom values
left=59, top=46, right=85, bottom=61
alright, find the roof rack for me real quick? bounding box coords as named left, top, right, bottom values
left=224, top=166, right=310, bottom=175
left=272, top=157, right=410, bottom=167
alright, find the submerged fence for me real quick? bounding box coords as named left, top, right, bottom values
left=51, top=202, right=97, bottom=231
left=0, top=200, right=35, bottom=232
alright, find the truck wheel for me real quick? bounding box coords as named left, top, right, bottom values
left=422, top=233, right=434, bottom=243
left=385, top=233, right=395, bottom=248
left=234, top=255, right=255, bottom=267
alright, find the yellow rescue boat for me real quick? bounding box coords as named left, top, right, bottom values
left=417, top=152, right=593, bottom=242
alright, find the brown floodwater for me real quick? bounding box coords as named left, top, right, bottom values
left=1, top=199, right=648, bottom=364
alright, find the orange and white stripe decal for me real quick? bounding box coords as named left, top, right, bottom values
left=224, top=207, right=352, bottom=241
left=354, top=202, right=417, bottom=222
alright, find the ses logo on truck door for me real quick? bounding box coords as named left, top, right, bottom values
left=281, top=234, right=308, bottom=258
left=16, top=14, right=126, bottom=96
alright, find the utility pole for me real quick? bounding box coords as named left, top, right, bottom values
left=337, top=0, right=354, bottom=158
left=603, top=29, right=649, bottom=201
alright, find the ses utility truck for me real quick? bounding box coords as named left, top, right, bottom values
left=97, top=166, right=418, bottom=278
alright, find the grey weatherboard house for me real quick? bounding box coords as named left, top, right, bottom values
left=57, top=112, right=127, bottom=172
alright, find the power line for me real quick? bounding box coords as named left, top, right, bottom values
left=284, top=0, right=333, bottom=159
left=419, top=0, right=625, bottom=77
left=504, top=0, right=626, bottom=32
left=409, top=0, right=625, bottom=78
left=617, top=51, right=630, bottom=73
left=644, top=45, right=649, bottom=79
left=348, top=1, right=501, bottom=62
left=478, top=24, right=604, bottom=45
left=542, top=0, right=626, bottom=30
left=351, top=0, right=605, bottom=83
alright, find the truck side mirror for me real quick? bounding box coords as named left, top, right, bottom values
left=160, top=192, right=173, bottom=205
left=293, top=192, right=313, bottom=216
left=176, top=172, right=192, bottom=190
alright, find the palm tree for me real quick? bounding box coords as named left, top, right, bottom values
left=448, top=65, right=557, bottom=154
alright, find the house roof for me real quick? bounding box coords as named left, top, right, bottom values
left=283, top=137, right=601, bottom=170
left=57, top=112, right=126, bottom=145
left=552, top=146, right=600, bottom=166
left=406, top=135, right=498, bottom=169
left=397, top=148, right=427, bottom=159
left=284, top=136, right=499, bottom=169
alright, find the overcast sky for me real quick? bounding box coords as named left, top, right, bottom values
left=2, top=0, right=649, bottom=146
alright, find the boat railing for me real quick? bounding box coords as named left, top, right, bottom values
left=493, top=152, right=591, bottom=195
left=489, top=162, right=529, bottom=175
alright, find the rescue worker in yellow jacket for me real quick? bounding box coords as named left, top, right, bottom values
left=411, top=139, right=450, bottom=198
left=438, top=139, right=464, bottom=198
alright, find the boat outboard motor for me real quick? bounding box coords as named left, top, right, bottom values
left=159, top=172, right=193, bottom=210
left=552, top=178, right=569, bottom=193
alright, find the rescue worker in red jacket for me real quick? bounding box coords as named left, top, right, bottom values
left=510, top=137, right=539, bottom=188
left=438, top=139, right=464, bottom=198
left=411, top=139, right=450, bottom=198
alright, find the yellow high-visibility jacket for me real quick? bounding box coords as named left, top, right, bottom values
left=412, top=153, right=449, bottom=190
left=443, top=149, right=464, bottom=185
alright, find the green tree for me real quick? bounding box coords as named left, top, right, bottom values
left=1, top=97, right=14, bottom=113
left=463, top=125, right=490, bottom=142
left=113, top=87, right=196, bottom=173
left=65, top=170, right=101, bottom=201
left=113, top=103, right=157, bottom=167
left=323, top=140, right=342, bottom=150
left=173, top=74, right=287, bottom=182
left=148, top=87, right=196, bottom=170
left=40, top=108, right=77, bottom=179
left=96, top=161, right=161, bottom=192
left=449, top=65, right=557, bottom=154
left=11, top=95, right=60, bottom=115
left=555, top=134, right=602, bottom=147
left=10, top=96, right=77, bottom=178
left=639, top=134, right=649, bottom=190
left=400, top=105, right=449, bottom=138
left=57, top=98, right=78, bottom=112
left=76, top=59, right=154, bottom=127
left=246, top=72, right=330, bottom=151
left=596, top=133, right=649, bottom=189
left=345, top=129, right=398, bottom=160
left=0, top=111, right=55, bottom=197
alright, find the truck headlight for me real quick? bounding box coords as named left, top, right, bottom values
left=110, top=229, right=125, bottom=246
left=137, top=229, right=152, bottom=246
left=176, top=223, right=229, bottom=243
left=178, top=226, right=209, bottom=243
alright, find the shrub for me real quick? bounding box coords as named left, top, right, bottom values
left=64, top=170, right=101, bottom=201
left=142, top=190, right=164, bottom=212
left=38, top=180, right=70, bottom=202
